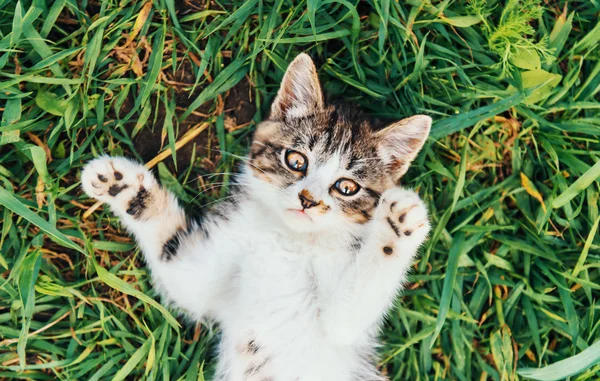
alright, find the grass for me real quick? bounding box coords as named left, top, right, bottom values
left=0, top=0, right=599, bottom=379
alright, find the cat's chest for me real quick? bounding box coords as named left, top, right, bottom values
left=235, top=232, right=350, bottom=309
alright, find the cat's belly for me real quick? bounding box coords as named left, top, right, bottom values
left=215, top=242, right=363, bottom=381
left=215, top=334, right=356, bottom=381
left=218, top=306, right=358, bottom=381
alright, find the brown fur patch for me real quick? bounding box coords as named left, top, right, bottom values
left=299, top=189, right=315, bottom=201
left=347, top=210, right=370, bottom=224
left=316, top=203, right=331, bottom=214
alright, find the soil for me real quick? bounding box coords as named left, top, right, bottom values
left=126, top=62, right=256, bottom=173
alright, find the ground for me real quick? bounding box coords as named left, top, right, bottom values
left=0, top=0, right=599, bottom=380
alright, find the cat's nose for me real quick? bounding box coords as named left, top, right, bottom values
left=298, top=190, right=318, bottom=209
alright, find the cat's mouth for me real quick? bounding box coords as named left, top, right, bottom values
left=287, top=208, right=313, bottom=221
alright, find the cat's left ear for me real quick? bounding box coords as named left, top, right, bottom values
left=376, top=115, right=432, bottom=181
left=270, top=53, right=324, bottom=121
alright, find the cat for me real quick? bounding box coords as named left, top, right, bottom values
left=81, top=53, right=432, bottom=381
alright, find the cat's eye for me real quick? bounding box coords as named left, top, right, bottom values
left=285, top=150, right=308, bottom=172
left=334, top=178, right=360, bottom=196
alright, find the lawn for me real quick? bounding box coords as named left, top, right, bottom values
left=0, top=0, right=599, bottom=379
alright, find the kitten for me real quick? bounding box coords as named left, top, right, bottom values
left=81, top=54, right=432, bottom=381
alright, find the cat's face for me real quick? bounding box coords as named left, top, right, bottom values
left=245, top=54, right=431, bottom=233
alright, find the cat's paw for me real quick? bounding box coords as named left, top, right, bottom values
left=81, top=156, right=156, bottom=217
left=375, top=188, right=430, bottom=256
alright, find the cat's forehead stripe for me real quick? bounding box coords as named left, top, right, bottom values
left=312, top=152, right=341, bottom=177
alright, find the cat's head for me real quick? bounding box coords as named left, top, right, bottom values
left=245, top=54, right=431, bottom=233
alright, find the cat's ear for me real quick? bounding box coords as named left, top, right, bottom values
left=376, top=115, right=431, bottom=181
left=270, top=53, right=324, bottom=120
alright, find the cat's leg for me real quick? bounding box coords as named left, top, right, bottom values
left=81, top=156, right=238, bottom=319
left=319, top=188, right=430, bottom=346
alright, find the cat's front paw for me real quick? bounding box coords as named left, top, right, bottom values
left=375, top=188, right=430, bottom=257
left=81, top=156, right=156, bottom=217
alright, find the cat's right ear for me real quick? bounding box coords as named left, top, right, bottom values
left=270, top=53, right=324, bottom=121
left=375, top=115, right=432, bottom=182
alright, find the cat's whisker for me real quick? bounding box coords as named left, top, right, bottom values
left=190, top=182, right=254, bottom=201
left=183, top=172, right=238, bottom=185
left=350, top=157, right=382, bottom=162
left=186, top=185, right=234, bottom=205
left=200, top=194, right=243, bottom=209
left=333, top=223, right=356, bottom=246
left=203, top=148, right=287, bottom=188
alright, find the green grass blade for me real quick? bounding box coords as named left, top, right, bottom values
left=180, top=57, right=248, bottom=120
left=430, top=89, right=540, bottom=140
left=0, top=187, right=85, bottom=254
left=552, top=159, right=600, bottom=208
left=517, top=340, right=600, bottom=381
left=429, top=232, right=465, bottom=348
left=572, top=216, right=600, bottom=277
left=112, top=336, right=153, bottom=381
left=16, top=250, right=42, bottom=369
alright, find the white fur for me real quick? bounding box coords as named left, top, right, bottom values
left=82, top=156, right=430, bottom=381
